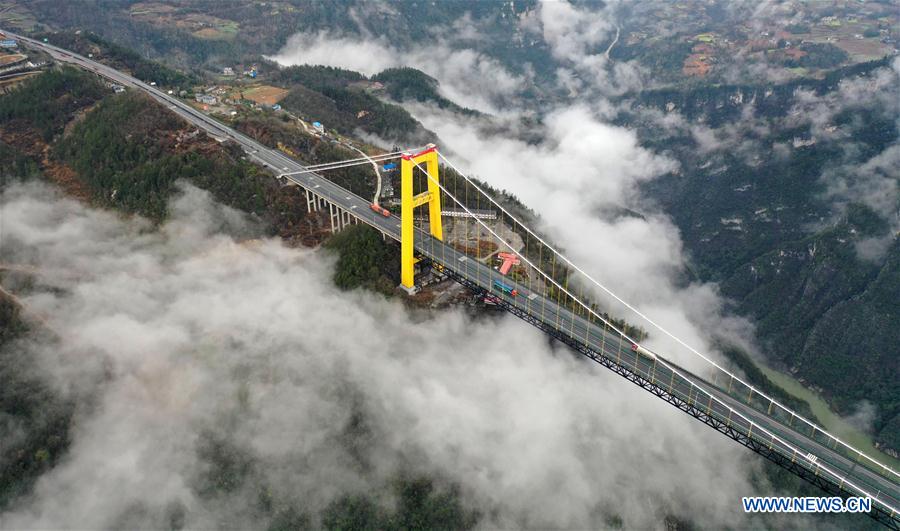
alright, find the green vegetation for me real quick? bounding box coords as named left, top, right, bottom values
left=321, top=495, right=381, bottom=531
left=273, top=64, right=366, bottom=94
left=755, top=361, right=900, bottom=470
left=194, top=425, right=477, bottom=530
left=863, top=27, right=881, bottom=38
left=232, top=112, right=377, bottom=199
left=0, top=297, right=74, bottom=510
left=38, top=31, right=197, bottom=89
left=756, top=459, right=881, bottom=531
left=0, top=293, right=29, bottom=345
left=54, top=91, right=268, bottom=221
left=268, top=64, right=436, bottom=143
left=612, top=39, right=694, bottom=83
left=0, top=68, right=315, bottom=239
left=1, top=5, right=895, bottom=528
left=879, top=416, right=900, bottom=453
left=785, top=23, right=811, bottom=34
left=324, top=224, right=399, bottom=294
left=0, top=65, right=466, bottom=514
left=322, top=478, right=478, bottom=531
left=82, top=31, right=197, bottom=88
left=276, top=72, right=432, bottom=144
left=634, top=59, right=900, bottom=451
left=430, top=162, right=650, bottom=339
left=787, top=43, right=849, bottom=69
left=373, top=67, right=478, bottom=115
left=800, top=238, right=900, bottom=447
left=30, top=5, right=239, bottom=69
left=0, top=66, right=104, bottom=141
left=632, top=57, right=892, bottom=130
left=719, top=215, right=899, bottom=445
left=0, top=142, right=41, bottom=183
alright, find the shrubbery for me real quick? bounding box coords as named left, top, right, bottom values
left=324, top=224, right=398, bottom=294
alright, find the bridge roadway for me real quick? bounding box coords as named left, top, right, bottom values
left=13, top=31, right=899, bottom=525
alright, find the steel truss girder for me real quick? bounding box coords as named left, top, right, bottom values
left=444, top=270, right=899, bottom=530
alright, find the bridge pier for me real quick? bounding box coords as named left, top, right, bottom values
left=326, top=204, right=356, bottom=233
left=305, top=189, right=317, bottom=212
left=300, top=183, right=361, bottom=234
left=329, top=203, right=340, bottom=233
left=304, top=190, right=332, bottom=214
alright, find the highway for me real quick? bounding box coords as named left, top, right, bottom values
left=10, top=30, right=898, bottom=525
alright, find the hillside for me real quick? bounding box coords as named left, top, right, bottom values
left=24, top=29, right=439, bottom=147
left=0, top=290, right=74, bottom=510
left=272, top=64, right=436, bottom=144
left=0, top=67, right=472, bottom=526
left=632, top=58, right=899, bottom=450
left=0, top=24, right=893, bottom=525
left=10, top=0, right=896, bottom=102
left=373, top=68, right=479, bottom=115
left=0, top=67, right=390, bottom=248
left=13, top=3, right=897, bottom=451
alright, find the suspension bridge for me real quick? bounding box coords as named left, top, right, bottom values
left=11, top=30, right=900, bottom=528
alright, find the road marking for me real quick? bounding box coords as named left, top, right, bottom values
left=528, top=293, right=538, bottom=300
left=458, top=256, right=468, bottom=262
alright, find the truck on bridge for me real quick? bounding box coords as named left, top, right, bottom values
left=492, top=279, right=518, bottom=297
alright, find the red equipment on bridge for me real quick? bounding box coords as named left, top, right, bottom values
left=370, top=203, right=391, bottom=217
left=401, top=143, right=437, bottom=160
left=497, top=252, right=520, bottom=275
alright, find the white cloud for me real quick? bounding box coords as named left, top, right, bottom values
left=532, top=0, right=614, bottom=62
left=406, top=102, right=766, bottom=374
left=798, top=58, right=900, bottom=255
left=269, top=32, right=396, bottom=77
left=831, top=144, right=900, bottom=219
left=520, top=0, right=644, bottom=95
left=0, top=181, right=791, bottom=529
left=268, top=31, right=526, bottom=114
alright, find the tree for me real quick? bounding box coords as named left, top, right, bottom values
left=324, top=225, right=397, bottom=292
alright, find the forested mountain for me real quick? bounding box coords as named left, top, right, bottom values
left=272, top=64, right=435, bottom=143
left=0, top=1, right=897, bottom=528
left=9, top=0, right=542, bottom=76
left=630, top=58, right=899, bottom=449
left=6, top=0, right=897, bottom=465
left=0, top=68, right=475, bottom=528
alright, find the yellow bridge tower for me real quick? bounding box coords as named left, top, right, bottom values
left=400, top=144, right=443, bottom=290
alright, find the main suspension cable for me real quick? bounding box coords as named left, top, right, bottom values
left=408, top=159, right=896, bottom=509
left=435, top=151, right=897, bottom=479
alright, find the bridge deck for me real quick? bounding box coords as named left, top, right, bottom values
left=13, top=31, right=897, bottom=527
